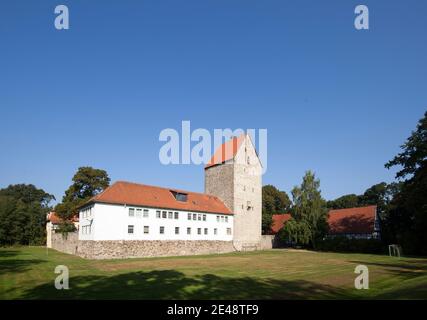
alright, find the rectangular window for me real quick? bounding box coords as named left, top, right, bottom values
left=214, top=228, right=217, bottom=235
left=136, top=208, right=142, bottom=218
left=227, top=228, right=232, bottom=235
left=143, top=209, right=149, bottom=218
left=144, top=226, right=149, bottom=234
left=156, top=210, right=161, bottom=218
left=162, top=211, right=167, bottom=219
left=204, top=228, right=208, bottom=235
left=187, top=213, right=191, bottom=220
left=174, top=212, right=179, bottom=219
left=175, top=227, right=179, bottom=235
left=160, top=226, right=165, bottom=234
left=193, top=213, right=197, bottom=220
left=198, top=214, right=201, bottom=221
left=197, top=228, right=201, bottom=235
left=187, top=227, right=191, bottom=235
left=225, top=216, right=228, bottom=223
left=216, top=216, right=220, bottom=222
left=128, top=225, right=134, bottom=234
left=202, top=214, right=206, bottom=221
left=129, top=208, right=135, bottom=217
left=168, top=211, right=173, bottom=219
left=221, top=216, right=224, bottom=222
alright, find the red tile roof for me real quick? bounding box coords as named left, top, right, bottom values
left=205, top=134, right=245, bottom=169
left=47, top=212, right=79, bottom=224
left=84, top=181, right=232, bottom=215
left=328, top=205, right=377, bottom=235
left=271, top=214, right=292, bottom=234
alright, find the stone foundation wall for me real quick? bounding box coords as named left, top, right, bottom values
left=50, top=232, right=79, bottom=255
left=50, top=236, right=235, bottom=260
left=77, top=240, right=235, bottom=259
left=260, top=235, right=274, bottom=250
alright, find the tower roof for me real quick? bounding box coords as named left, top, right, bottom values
left=205, top=134, right=245, bottom=169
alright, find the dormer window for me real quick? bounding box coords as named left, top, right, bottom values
left=171, top=191, right=188, bottom=202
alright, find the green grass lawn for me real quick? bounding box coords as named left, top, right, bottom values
left=1, top=246, right=427, bottom=299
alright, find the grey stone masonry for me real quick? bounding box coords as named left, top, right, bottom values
left=77, top=240, right=234, bottom=260
left=205, top=134, right=262, bottom=250
left=50, top=233, right=235, bottom=259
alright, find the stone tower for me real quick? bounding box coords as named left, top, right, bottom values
left=205, top=133, right=262, bottom=250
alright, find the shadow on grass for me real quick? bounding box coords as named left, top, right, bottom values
left=0, top=250, right=46, bottom=276
left=349, top=259, right=427, bottom=274
left=20, top=270, right=351, bottom=300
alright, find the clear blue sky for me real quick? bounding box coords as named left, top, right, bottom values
left=0, top=0, right=426, bottom=203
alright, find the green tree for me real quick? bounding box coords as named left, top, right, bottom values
left=55, top=166, right=110, bottom=222
left=262, top=185, right=291, bottom=234
left=282, top=171, right=328, bottom=248
left=385, top=111, right=427, bottom=255
left=0, top=184, right=54, bottom=245
left=358, top=182, right=390, bottom=213
left=327, top=194, right=359, bottom=209
left=279, top=218, right=311, bottom=245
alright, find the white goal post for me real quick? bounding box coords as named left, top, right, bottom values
left=388, top=244, right=402, bottom=258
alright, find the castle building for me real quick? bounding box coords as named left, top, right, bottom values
left=48, top=133, right=263, bottom=259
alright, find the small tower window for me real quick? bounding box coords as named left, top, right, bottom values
left=247, top=201, right=253, bottom=211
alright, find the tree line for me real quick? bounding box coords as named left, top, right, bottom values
left=0, top=167, right=110, bottom=245
left=262, top=111, right=427, bottom=255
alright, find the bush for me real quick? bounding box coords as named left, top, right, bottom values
left=316, top=237, right=386, bottom=254
left=55, top=222, right=76, bottom=235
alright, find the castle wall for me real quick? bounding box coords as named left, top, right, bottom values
left=204, top=162, right=234, bottom=211
left=77, top=240, right=234, bottom=260
left=50, top=233, right=235, bottom=259
left=50, top=232, right=79, bottom=255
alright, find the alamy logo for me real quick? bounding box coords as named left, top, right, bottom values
left=54, top=265, right=69, bottom=290
left=54, top=5, right=69, bottom=30
left=159, top=121, right=268, bottom=174
left=354, top=5, right=369, bottom=30
left=354, top=265, right=369, bottom=289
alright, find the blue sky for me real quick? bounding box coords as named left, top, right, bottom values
left=0, top=0, right=426, bottom=203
